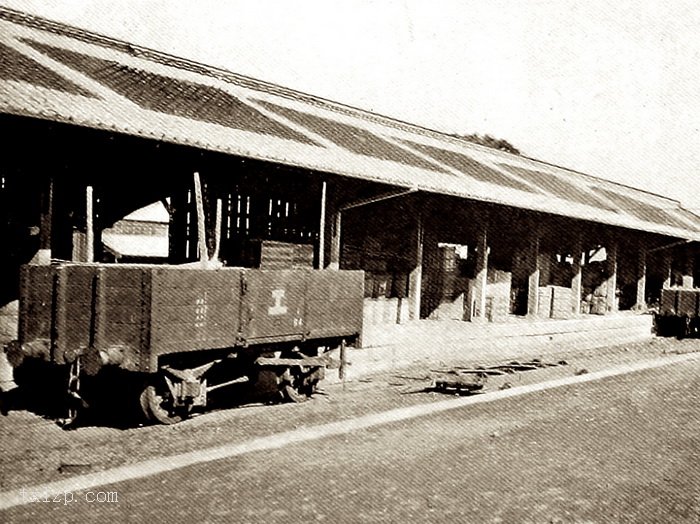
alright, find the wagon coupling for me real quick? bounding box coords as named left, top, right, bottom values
left=58, top=358, right=87, bottom=429
left=163, top=363, right=216, bottom=402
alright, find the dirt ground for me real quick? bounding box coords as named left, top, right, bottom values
left=1, top=336, right=698, bottom=493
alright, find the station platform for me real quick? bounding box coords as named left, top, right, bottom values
left=330, top=312, right=655, bottom=382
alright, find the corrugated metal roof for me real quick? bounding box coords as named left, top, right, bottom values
left=1, top=6, right=699, bottom=241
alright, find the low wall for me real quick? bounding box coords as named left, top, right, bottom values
left=326, top=313, right=654, bottom=383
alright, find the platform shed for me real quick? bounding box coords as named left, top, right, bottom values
left=1, top=6, right=700, bottom=349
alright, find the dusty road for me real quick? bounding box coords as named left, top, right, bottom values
left=1, top=341, right=699, bottom=522
left=0, top=336, right=695, bottom=491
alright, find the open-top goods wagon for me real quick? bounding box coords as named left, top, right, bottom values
left=6, top=263, right=364, bottom=425
left=655, top=287, right=700, bottom=337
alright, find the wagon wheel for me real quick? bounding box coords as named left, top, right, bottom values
left=280, top=367, right=315, bottom=403
left=139, top=379, right=185, bottom=425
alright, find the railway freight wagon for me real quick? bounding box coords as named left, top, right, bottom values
left=655, top=288, right=700, bottom=338
left=6, top=263, right=364, bottom=425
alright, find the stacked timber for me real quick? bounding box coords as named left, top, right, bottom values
left=363, top=297, right=409, bottom=325
left=362, top=272, right=410, bottom=325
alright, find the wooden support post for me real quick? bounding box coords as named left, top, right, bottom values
left=193, top=172, right=207, bottom=267
left=527, top=230, right=541, bottom=317
left=472, top=224, right=489, bottom=321
left=408, top=209, right=424, bottom=321
left=166, top=195, right=177, bottom=262
left=212, top=198, right=222, bottom=262
left=318, top=181, right=327, bottom=269
left=571, top=236, right=583, bottom=315
left=329, top=210, right=341, bottom=270
left=662, top=252, right=672, bottom=289
left=538, top=252, right=552, bottom=288
left=167, top=192, right=188, bottom=263
left=606, top=241, right=618, bottom=312
left=339, top=338, right=347, bottom=382
left=86, top=186, right=94, bottom=263
left=682, top=253, right=694, bottom=289
left=635, top=245, right=647, bottom=309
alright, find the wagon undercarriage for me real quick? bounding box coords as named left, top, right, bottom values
left=13, top=344, right=341, bottom=428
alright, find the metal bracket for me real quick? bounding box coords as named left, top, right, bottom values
left=254, top=354, right=338, bottom=369
left=340, top=188, right=417, bottom=212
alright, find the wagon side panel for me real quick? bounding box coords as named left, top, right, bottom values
left=305, top=270, right=364, bottom=341
left=56, top=264, right=97, bottom=364
left=677, top=289, right=700, bottom=317
left=240, top=269, right=308, bottom=345
left=93, top=265, right=149, bottom=372
left=149, top=267, right=242, bottom=359
left=659, top=289, right=678, bottom=316
left=18, top=264, right=55, bottom=349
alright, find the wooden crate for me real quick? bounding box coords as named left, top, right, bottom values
left=485, top=295, right=510, bottom=322
left=363, top=297, right=408, bottom=325
left=590, top=296, right=607, bottom=315
left=538, top=287, right=552, bottom=318
left=486, top=269, right=512, bottom=321
left=246, top=240, right=314, bottom=269
left=550, top=285, right=573, bottom=319
left=676, top=289, right=700, bottom=317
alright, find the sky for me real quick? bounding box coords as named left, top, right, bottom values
left=2, top=0, right=699, bottom=209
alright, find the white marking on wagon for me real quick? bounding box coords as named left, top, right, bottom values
left=268, top=288, right=288, bottom=316
left=194, top=293, right=208, bottom=328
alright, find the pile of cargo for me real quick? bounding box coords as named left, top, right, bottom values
left=538, top=285, right=574, bottom=318
left=245, top=240, right=314, bottom=269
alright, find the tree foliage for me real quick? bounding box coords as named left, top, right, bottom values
left=452, top=133, right=521, bottom=155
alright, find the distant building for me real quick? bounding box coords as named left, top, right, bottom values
left=101, top=203, right=169, bottom=263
